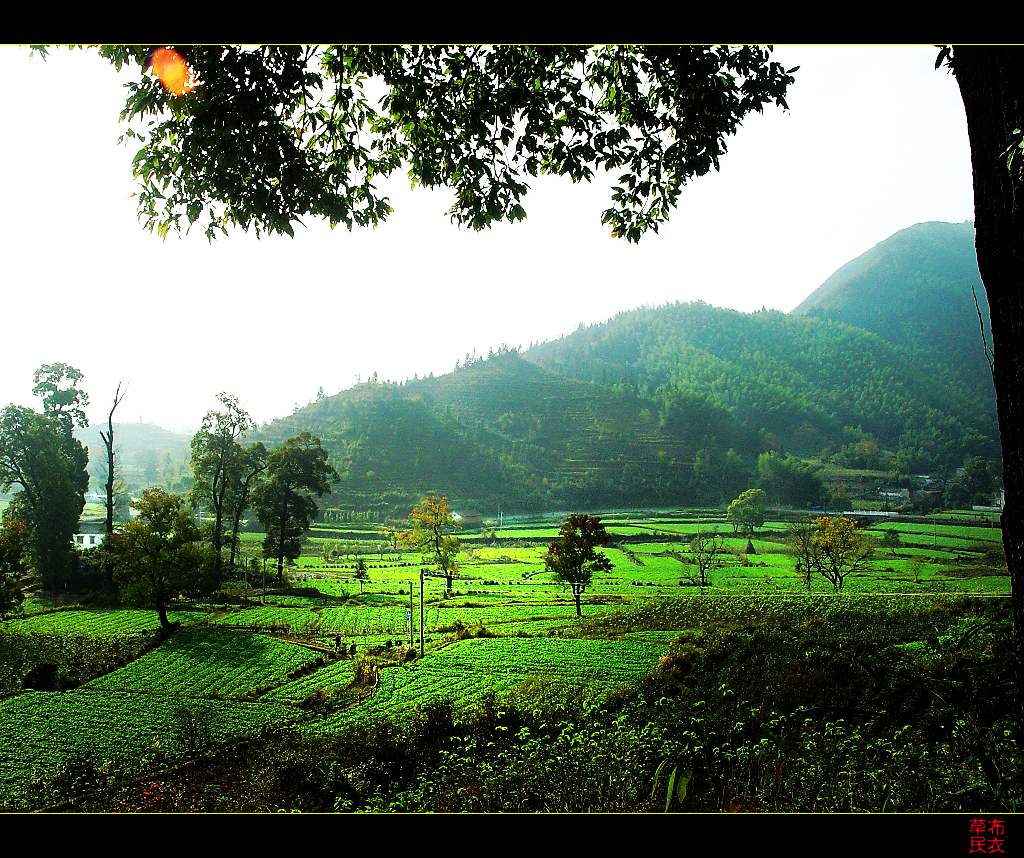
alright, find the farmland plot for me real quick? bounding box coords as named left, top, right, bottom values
left=4, top=609, right=207, bottom=636
left=0, top=689, right=299, bottom=807
left=315, top=636, right=667, bottom=730
left=88, top=629, right=324, bottom=698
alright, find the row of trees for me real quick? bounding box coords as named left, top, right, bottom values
left=0, top=378, right=340, bottom=628
left=395, top=489, right=880, bottom=619
left=188, top=394, right=338, bottom=586
left=103, top=399, right=338, bottom=628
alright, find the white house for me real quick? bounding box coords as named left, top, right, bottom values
left=73, top=519, right=107, bottom=550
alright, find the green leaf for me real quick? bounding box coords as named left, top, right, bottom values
left=676, top=770, right=692, bottom=805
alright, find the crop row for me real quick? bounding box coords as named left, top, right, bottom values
left=88, top=629, right=324, bottom=698
left=2, top=609, right=206, bottom=637
left=0, top=689, right=298, bottom=808
left=260, top=659, right=356, bottom=702
left=313, top=636, right=666, bottom=732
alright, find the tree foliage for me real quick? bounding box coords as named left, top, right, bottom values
left=808, top=515, right=874, bottom=592
left=251, top=432, right=338, bottom=582
left=881, top=528, right=902, bottom=557
left=107, top=488, right=212, bottom=629
left=0, top=512, right=28, bottom=616
left=189, top=393, right=254, bottom=584
left=0, top=366, right=90, bottom=591
left=727, top=488, right=766, bottom=538
left=95, top=45, right=795, bottom=242
left=32, top=362, right=90, bottom=430
left=401, top=494, right=461, bottom=593
left=944, top=455, right=999, bottom=508
left=755, top=451, right=825, bottom=508
left=543, top=514, right=612, bottom=616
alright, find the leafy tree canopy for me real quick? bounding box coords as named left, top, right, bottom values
left=544, top=513, right=612, bottom=616
left=401, top=494, right=461, bottom=592
left=726, top=488, right=767, bottom=537
left=252, top=432, right=338, bottom=581
left=32, top=362, right=90, bottom=430
left=107, top=488, right=212, bottom=628
left=0, top=365, right=90, bottom=590
left=190, top=393, right=254, bottom=581
left=93, top=45, right=795, bottom=242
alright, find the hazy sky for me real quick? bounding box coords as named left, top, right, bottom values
left=0, top=45, right=975, bottom=432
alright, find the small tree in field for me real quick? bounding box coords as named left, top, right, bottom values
left=401, top=495, right=461, bottom=594
left=107, top=488, right=212, bottom=630
left=544, top=514, right=612, bottom=617
left=251, top=432, right=338, bottom=583
left=688, top=530, right=725, bottom=594
left=881, top=529, right=902, bottom=557
left=727, top=488, right=766, bottom=553
left=810, top=515, right=874, bottom=592
left=354, top=556, right=368, bottom=594
left=787, top=520, right=817, bottom=591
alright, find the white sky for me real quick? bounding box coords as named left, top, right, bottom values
left=0, top=45, right=975, bottom=433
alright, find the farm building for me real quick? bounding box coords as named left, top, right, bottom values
left=452, top=510, right=483, bottom=529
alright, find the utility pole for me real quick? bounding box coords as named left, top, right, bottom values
left=419, top=566, right=426, bottom=658
left=408, top=581, right=414, bottom=649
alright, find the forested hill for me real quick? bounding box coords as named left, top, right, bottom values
left=257, top=352, right=755, bottom=513
left=257, top=221, right=999, bottom=514
left=524, top=301, right=998, bottom=474
left=792, top=221, right=993, bottom=390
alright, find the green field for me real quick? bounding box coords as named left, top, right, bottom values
left=0, top=508, right=1011, bottom=810
left=0, top=690, right=298, bottom=807
left=3, top=609, right=207, bottom=636
left=88, top=628, right=325, bottom=698
left=313, top=636, right=668, bottom=730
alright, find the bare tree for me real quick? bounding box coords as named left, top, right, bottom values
left=98, top=382, right=128, bottom=538
left=787, top=520, right=817, bottom=591
left=671, top=528, right=729, bottom=593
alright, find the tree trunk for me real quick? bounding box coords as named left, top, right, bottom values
left=446, top=572, right=452, bottom=594
left=228, top=474, right=252, bottom=570
left=953, top=46, right=1024, bottom=704
left=277, top=492, right=288, bottom=584
left=573, top=584, right=582, bottom=617
left=99, top=382, right=125, bottom=540
left=103, top=427, right=115, bottom=537
left=157, top=601, right=170, bottom=630
left=213, top=498, right=224, bottom=585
